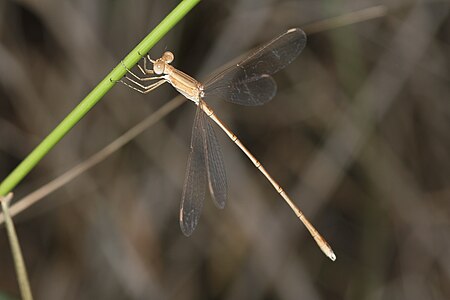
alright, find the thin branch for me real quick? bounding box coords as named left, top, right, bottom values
left=0, top=97, right=185, bottom=224
left=1, top=193, right=33, bottom=300
left=304, top=5, right=387, bottom=34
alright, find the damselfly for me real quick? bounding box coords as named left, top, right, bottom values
left=120, top=28, right=336, bottom=261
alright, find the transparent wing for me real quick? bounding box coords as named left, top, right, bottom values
left=180, top=106, right=207, bottom=236
left=204, top=114, right=227, bottom=209
left=203, top=28, right=306, bottom=106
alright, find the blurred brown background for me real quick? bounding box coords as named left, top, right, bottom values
left=0, top=0, right=449, bottom=299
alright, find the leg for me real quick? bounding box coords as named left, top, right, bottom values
left=136, top=56, right=154, bottom=75
left=123, top=74, right=166, bottom=91
left=120, top=60, right=161, bottom=82
left=140, top=55, right=154, bottom=74
left=120, top=78, right=166, bottom=94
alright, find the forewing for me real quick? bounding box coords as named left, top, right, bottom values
left=204, top=116, right=227, bottom=209
left=180, top=106, right=207, bottom=236
left=204, top=28, right=306, bottom=106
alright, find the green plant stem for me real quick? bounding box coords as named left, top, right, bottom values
left=0, top=0, right=200, bottom=197
left=1, top=194, right=33, bottom=300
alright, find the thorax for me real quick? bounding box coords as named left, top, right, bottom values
left=165, top=65, right=203, bottom=103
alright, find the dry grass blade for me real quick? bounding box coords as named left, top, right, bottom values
left=1, top=193, right=33, bottom=300
left=0, top=97, right=185, bottom=225
left=304, top=5, right=387, bottom=34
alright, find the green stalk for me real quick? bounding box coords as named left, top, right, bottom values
left=0, top=0, right=200, bottom=197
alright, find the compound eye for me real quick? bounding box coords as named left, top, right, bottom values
left=153, top=61, right=165, bottom=74
left=162, top=51, right=174, bottom=63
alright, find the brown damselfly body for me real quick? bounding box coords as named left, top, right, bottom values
left=120, top=28, right=336, bottom=261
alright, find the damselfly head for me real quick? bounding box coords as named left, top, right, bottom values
left=153, top=51, right=174, bottom=75
left=162, top=51, right=174, bottom=63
